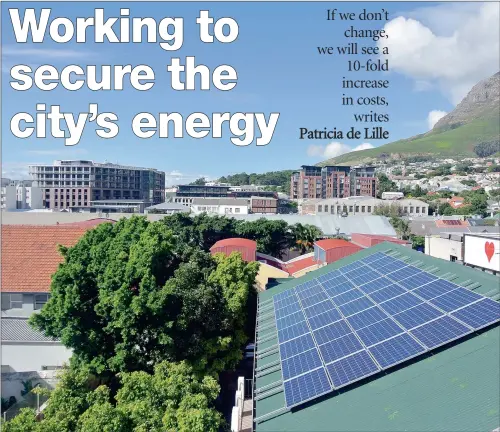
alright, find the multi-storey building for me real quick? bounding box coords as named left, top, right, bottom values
left=29, top=160, right=165, bottom=211
left=1, top=180, right=44, bottom=210
left=290, top=165, right=377, bottom=200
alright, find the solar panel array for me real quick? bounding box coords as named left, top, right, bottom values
left=272, top=251, right=500, bottom=409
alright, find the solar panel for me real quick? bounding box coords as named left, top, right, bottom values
left=303, top=300, right=336, bottom=320
left=410, top=316, right=471, bottom=350
left=356, top=319, right=405, bottom=347
left=283, top=367, right=332, bottom=408
left=325, top=350, right=379, bottom=388
left=279, top=333, right=316, bottom=360
left=308, top=309, right=343, bottom=331
left=429, top=288, right=483, bottom=312
left=392, top=303, right=443, bottom=330
left=330, top=288, right=364, bottom=306
left=451, top=298, right=500, bottom=329
left=319, top=333, right=364, bottom=363
left=368, top=333, right=426, bottom=368
left=271, top=251, right=500, bottom=410
left=313, top=320, right=352, bottom=345
left=282, top=348, right=323, bottom=380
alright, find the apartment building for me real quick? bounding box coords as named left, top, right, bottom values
left=251, top=197, right=278, bottom=214
left=290, top=165, right=377, bottom=200
left=1, top=180, right=44, bottom=210
left=29, top=160, right=165, bottom=211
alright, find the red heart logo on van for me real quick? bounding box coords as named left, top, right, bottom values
left=485, top=242, right=495, bottom=262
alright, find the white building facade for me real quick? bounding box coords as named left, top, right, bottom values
left=191, top=198, right=249, bottom=215
left=1, top=183, right=44, bottom=210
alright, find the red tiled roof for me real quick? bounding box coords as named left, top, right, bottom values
left=1, top=225, right=91, bottom=293
left=210, top=238, right=257, bottom=250
left=314, top=239, right=354, bottom=250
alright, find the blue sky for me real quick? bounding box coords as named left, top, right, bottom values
left=2, top=2, right=499, bottom=184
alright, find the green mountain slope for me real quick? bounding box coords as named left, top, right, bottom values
left=319, top=72, right=500, bottom=166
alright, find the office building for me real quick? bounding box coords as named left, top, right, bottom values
left=29, top=160, right=165, bottom=211
left=290, top=165, right=378, bottom=200
left=1, top=180, right=44, bottom=211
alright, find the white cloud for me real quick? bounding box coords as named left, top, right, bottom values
left=427, top=110, right=447, bottom=129
left=380, top=3, right=500, bottom=103
left=307, top=142, right=374, bottom=159
left=24, top=148, right=88, bottom=156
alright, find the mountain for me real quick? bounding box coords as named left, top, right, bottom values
left=319, top=72, right=500, bottom=166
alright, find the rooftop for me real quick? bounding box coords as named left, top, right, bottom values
left=210, top=238, right=257, bottom=250
left=1, top=224, right=102, bottom=292
left=254, top=243, right=500, bottom=432
left=1, top=318, right=58, bottom=342
left=315, top=239, right=354, bottom=250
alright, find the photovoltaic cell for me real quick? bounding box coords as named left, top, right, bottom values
left=350, top=270, right=383, bottom=286
left=326, top=350, right=380, bottom=388
left=273, top=289, right=297, bottom=302
left=313, top=320, right=352, bottom=345
left=301, top=291, right=329, bottom=309
left=296, top=284, right=325, bottom=300
left=358, top=277, right=390, bottom=294
left=429, top=288, right=483, bottom=313
left=274, top=302, right=302, bottom=320
left=339, top=296, right=375, bottom=317
left=397, top=272, right=437, bottom=290
left=386, top=266, right=422, bottom=282
left=283, top=368, right=332, bottom=408
left=331, top=288, right=364, bottom=306
left=360, top=252, right=386, bottom=265
left=392, top=303, right=443, bottom=330
left=319, top=333, right=364, bottom=363
left=413, top=281, right=457, bottom=301
left=368, top=333, right=426, bottom=368
left=451, top=298, right=500, bottom=329
left=369, top=284, right=407, bottom=303
left=339, top=262, right=366, bottom=273
left=378, top=261, right=407, bottom=274
left=347, top=306, right=389, bottom=331
left=410, top=316, right=471, bottom=349
left=323, top=281, right=355, bottom=297
left=279, top=333, right=316, bottom=360
left=303, top=300, right=336, bottom=320
left=316, top=270, right=342, bottom=283
left=356, top=319, right=404, bottom=347
left=278, top=321, right=310, bottom=343
left=276, top=311, right=305, bottom=331
left=282, top=348, right=323, bottom=380
left=379, top=293, right=423, bottom=315
left=274, top=295, right=299, bottom=310
left=308, top=309, right=343, bottom=331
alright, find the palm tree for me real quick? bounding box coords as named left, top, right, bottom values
left=292, top=223, right=323, bottom=254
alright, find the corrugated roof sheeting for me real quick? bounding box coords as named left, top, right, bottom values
left=1, top=318, right=57, bottom=342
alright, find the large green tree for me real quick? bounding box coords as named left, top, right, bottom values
left=30, top=216, right=259, bottom=376
left=291, top=223, right=323, bottom=254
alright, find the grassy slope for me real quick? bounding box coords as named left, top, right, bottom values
left=318, top=109, right=500, bottom=166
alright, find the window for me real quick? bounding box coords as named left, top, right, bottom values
left=367, top=206, right=371, bottom=212
left=361, top=206, right=365, bottom=213
left=349, top=206, right=353, bottom=212
left=235, top=208, right=240, bottom=213
left=1, top=293, right=23, bottom=309
left=416, top=207, right=420, bottom=213
left=318, top=205, right=322, bottom=212
left=355, top=206, right=359, bottom=212
left=410, top=206, right=414, bottom=213
left=34, top=294, right=49, bottom=310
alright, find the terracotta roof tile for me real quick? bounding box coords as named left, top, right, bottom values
left=210, top=238, right=257, bottom=250
left=314, top=239, right=354, bottom=250
left=1, top=225, right=94, bottom=293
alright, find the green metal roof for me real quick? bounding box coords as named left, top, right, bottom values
left=254, top=243, right=500, bottom=432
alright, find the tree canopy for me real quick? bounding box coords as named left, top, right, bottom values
left=30, top=216, right=259, bottom=376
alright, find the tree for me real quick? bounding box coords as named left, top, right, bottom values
left=489, top=188, right=500, bottom=199
left=290, top=223, right=322, bottom=254
left=30, top=217, right=259, bottom=377
left=412, top=185, right=425, bottom=197
left=235, top=218, right=292, bottom=258
left=411, top=235, right=425, bottom=250
left=389, top=217, right=411, bottom=240
left=376, top=174, right=398, bottom=198
left=3, top=362, right=225, bottom=432
left=189, top=178, right=207, bottom=185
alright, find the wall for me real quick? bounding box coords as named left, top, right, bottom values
left=1, top=370, right=60, bottom=399
left=425, top=236, right=464, bottom=262
left=254, top=263, right=289, bottom=291
left=1, top=186, right=16, bottom=210
left=1, top=343, right=72, bottom=373
left=463, top=235, right=500, bottom=273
